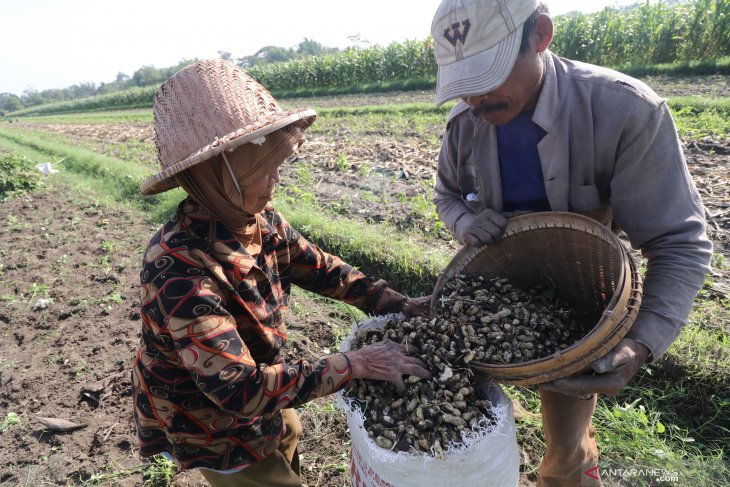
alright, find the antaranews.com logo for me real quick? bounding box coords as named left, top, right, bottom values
left=585, top=465, right=680, bottom=483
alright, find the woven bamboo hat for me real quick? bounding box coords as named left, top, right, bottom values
left=140, top=59, right=316, bottom=195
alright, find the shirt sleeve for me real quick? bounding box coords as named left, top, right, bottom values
left=434, top=117, right=478, bottom=236
left=273, top=212, right=406, bottom=315
left=147, top=252, right=353, bottom=418
left=610, top=101, right=713, bottom=360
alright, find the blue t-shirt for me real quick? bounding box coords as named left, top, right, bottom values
left=497, top=110, right=551, bottom=212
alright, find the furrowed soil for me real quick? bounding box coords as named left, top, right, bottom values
left=1, top=80, right=728, bottom=486
left=0, top=183, right=357, bottom=486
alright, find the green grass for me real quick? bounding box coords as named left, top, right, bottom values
left=0, top=124, right=449, bottom=296
left=507, top=346, right=730, bottom=485
left=8, top=109, right=153, bottom=125
left=276, top=198, right=449, bottom=296
left=617, top=56, right=730, bottom=77
left=271, top=77, right=437, bottom=99
left=142, top=455, right=176, bottom=487
left=668, top=97, right=730, bottom=139
left=0, top=411, right=21, bottom=432
left=0, top=126, right=184, bottom=221
left=0, top=152, right=45, bottom=201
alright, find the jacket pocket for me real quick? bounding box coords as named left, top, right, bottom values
left=458, top=158, right=483, bottom=213
left=569, top=183, right=602, bottom=212
left=569, top=183, right=614, bottom=226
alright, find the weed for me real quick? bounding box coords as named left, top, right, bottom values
left=334, top=153, right=350, bottom=172
left=326, top=193, right=353, bottom=215
left=672, top=103, right=730, bottom=140
left=82, top=464, right=145, bottom=486
left=0, top=152, right=43, bottom=201
left=46, top=354, right=64, bottom=367
left=101, top=240, right=116, bottom=253
left=143, top=454, right=176, bottom=487
left=295, top=167, right=315, bottom=187
left=0, top=358, right=19, bottom=371
left=357, top=163, right=372, bottom=178
left=6, top=214, right=29, bottom=233
left=711, top=252, right=726, bottom=270
left=102, top=293, right=124, bottom=305
left=97, top=254, right=111, bottom=273
left=1, top=412, right=20, bottom=432
left=280, top=185, right=318, bottom=207
left=28, top=282, right=49, bottom=300
left=358, top=190, right=379, bottom=203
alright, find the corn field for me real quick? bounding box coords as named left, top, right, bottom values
left=551, top=0, right=730, bottom=66
left=248, top=0, right=729, bottom=92
left=247, top=40, right=436, bottom=90
left=5, top=0, right=729, bottom=117
left=6, top=86, right=157, bottom=117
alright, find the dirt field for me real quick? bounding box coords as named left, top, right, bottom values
left=0, top=183, right=360, bottom=486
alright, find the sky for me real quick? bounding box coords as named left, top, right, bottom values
left=1, top=0, right=644, bottom=97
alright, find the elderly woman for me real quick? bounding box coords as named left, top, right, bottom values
left=132, top=59, right=430, bottom=486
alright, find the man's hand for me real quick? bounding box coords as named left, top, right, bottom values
left=404, top=295, right=431, bottom=317
left=540, top=338, right=650, bottom=397
left=345, top=340, right=431, bottom=394
left=454, top=208, right=507, bottom=247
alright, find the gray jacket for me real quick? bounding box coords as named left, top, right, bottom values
left=434, top=51, right=712, bottom=360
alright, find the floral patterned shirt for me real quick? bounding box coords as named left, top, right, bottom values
left=132, top=198, right=405, bottom=470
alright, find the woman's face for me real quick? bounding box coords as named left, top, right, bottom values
left=237, top=163, right=281, bottom=214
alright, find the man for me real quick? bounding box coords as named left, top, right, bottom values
left=430, top=0, right=712, bottom=485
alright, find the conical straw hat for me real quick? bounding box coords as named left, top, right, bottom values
left=140, top=59, right=316, bottom=195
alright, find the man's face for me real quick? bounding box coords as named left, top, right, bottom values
left=461, top=50, right=544, bottom=126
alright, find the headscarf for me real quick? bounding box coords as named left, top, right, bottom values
left=174, top=126, right=304, bottom=254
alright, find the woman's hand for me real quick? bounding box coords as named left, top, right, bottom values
left=404, top=295, right=432, bottom=317
left=345, top=340, right=431, bottom=394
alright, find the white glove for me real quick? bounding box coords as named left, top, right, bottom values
left=454, top=208, right=507, bottom=246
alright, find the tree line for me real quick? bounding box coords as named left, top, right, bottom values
left=0, top=38, right=340, bottom=115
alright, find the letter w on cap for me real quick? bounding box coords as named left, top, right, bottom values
left=444, top=19, right=471, bottom=46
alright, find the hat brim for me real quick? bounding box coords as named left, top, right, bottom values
left=140, top=108, right=316, bottom=195
left=434, top=24, right=524, bottom=106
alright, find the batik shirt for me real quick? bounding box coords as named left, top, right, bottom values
left=132, top=198, right=405, bottom=470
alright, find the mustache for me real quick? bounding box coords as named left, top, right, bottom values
left=470, top=101, right=509, bottom=117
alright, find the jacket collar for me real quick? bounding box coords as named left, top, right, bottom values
left=534, top=52, right=570, bottom=211
left=532, top=51, right=562, bottom=131
left=179, top=199, right=280, bottom=282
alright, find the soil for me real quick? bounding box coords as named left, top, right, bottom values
left=0, top=183, right=361, bottom=486
left=1, top=81, right=728, bottom=486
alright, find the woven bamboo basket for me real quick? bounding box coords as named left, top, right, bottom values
left=430, top=212, right=642, bottom=385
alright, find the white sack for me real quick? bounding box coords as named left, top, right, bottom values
left=338, top=314, right=520, bottom=487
